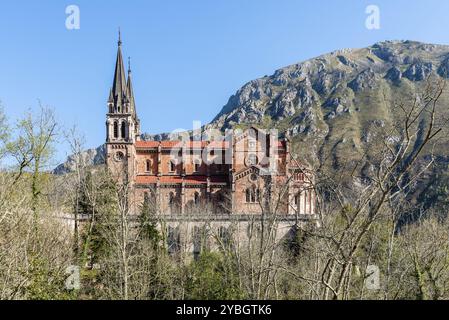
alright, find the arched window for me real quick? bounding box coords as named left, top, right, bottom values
left=170, top=161, right=176, bottom=173
left=168, top=192, right=175, bottom=212
left=113, top=121, right=118, bottom=139
left=194, top=160, right=201, bottom=173
left=218, top=226, right=226, bottom=240
left=255, top=188, right=260, bottom=202
left=121, top=121, right=127, bottom=139
left=146, top=160, right=151, bottom=172
left=218, top=226, right=230, bottom=248
left=304, top=190, right=308, bottom=214
left=167, top=226, right=180, bottom=254
left=143, top=192, right=150, bottom=205
left=245, top=187, right=259, bottom=203
left=295, top=193, right=301, bottom=212
left=193, top=226, right=202, bottom=260
left=251, top=187, right=256, bottom=203
left=194, top=192, right=200, bottom=205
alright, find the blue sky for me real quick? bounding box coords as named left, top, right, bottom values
left=1, top=0, right=449, bottom=163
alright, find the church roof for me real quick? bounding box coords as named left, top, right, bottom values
left=135, top=175, right=228, bottom=185
left=135, top=140, right=230, bottom=150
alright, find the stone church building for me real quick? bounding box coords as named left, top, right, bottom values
left=105, top=36, right=315, bottom=255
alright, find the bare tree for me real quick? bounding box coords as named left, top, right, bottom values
left=285, top=77, right=449, bottom=300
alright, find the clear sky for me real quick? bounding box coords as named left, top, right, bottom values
left=2, top=0, right=449, bottom=163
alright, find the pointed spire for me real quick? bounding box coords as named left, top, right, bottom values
left=127, top=56, right=136, bottom=117
left=111, top=29, right=127, bottom=112
left=108, top=88, right=114, bottom=103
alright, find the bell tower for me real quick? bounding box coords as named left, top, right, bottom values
left=106, top=31, right=140, bottom=183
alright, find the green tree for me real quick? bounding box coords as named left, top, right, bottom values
left=185, top=252, right=244, bottom=300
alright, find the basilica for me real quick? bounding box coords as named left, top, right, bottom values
left=105, top=35, right=315, bottom=222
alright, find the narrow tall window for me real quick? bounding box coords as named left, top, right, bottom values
left=167, top=226, right=180, bottom=254
left=143, top=192, right=150, bottom=205
left=194, top=160, right=200, bottom=173
left=251, top=187, right=256, bottom=203
left=304, top=190, right=308, bottom=214
left=146, top=160, right=151, bottom=172
left=218, top=226, right=230, bottom=248
left=295, top=193, right=301, bottom=212
left=218, top=226, right=226, bottom=240
left=246, top=188, right=259, bottom=203
left=193, top=226, right=201, bottom=260
left=194, top=192, right=200, bottom=205
left=121, top=121, right=126, bottom=139
left=113, top=121, right=118, bottom=138
left=266, top=135, right=270, bottom=157
left=170, top=161, right=176, bottom=173
left=169, top=192, right=175, bottom=212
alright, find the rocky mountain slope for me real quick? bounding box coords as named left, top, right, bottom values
left=53, top=145, right=105, bottom=175
left=208, top=40, right=449, bottom=167
left=55, top=40, right=449, bottom=176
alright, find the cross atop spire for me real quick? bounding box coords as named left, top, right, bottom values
left=118, top=27, right=122, bottom=46
left=128, top=56, right=131, bottom=74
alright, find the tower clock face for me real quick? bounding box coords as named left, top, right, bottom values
left=115, top=151, right=125, bottom=161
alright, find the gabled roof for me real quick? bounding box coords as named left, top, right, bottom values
left=233, top=165, right=261, bottom=181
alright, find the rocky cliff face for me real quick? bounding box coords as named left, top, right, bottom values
left=53, top=145, right=106, bottom=175
left=211, top=40, right=449, bottom=130
left=55, top=40, right=449, bottom=174
left=207, top=40, right=449, bottom=166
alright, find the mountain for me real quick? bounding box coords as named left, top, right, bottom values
left=55, top=40, right=449, bottom=177
left=207, top=40, right=449, bottom=167
left=53, top=145, right=106, bottom=175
